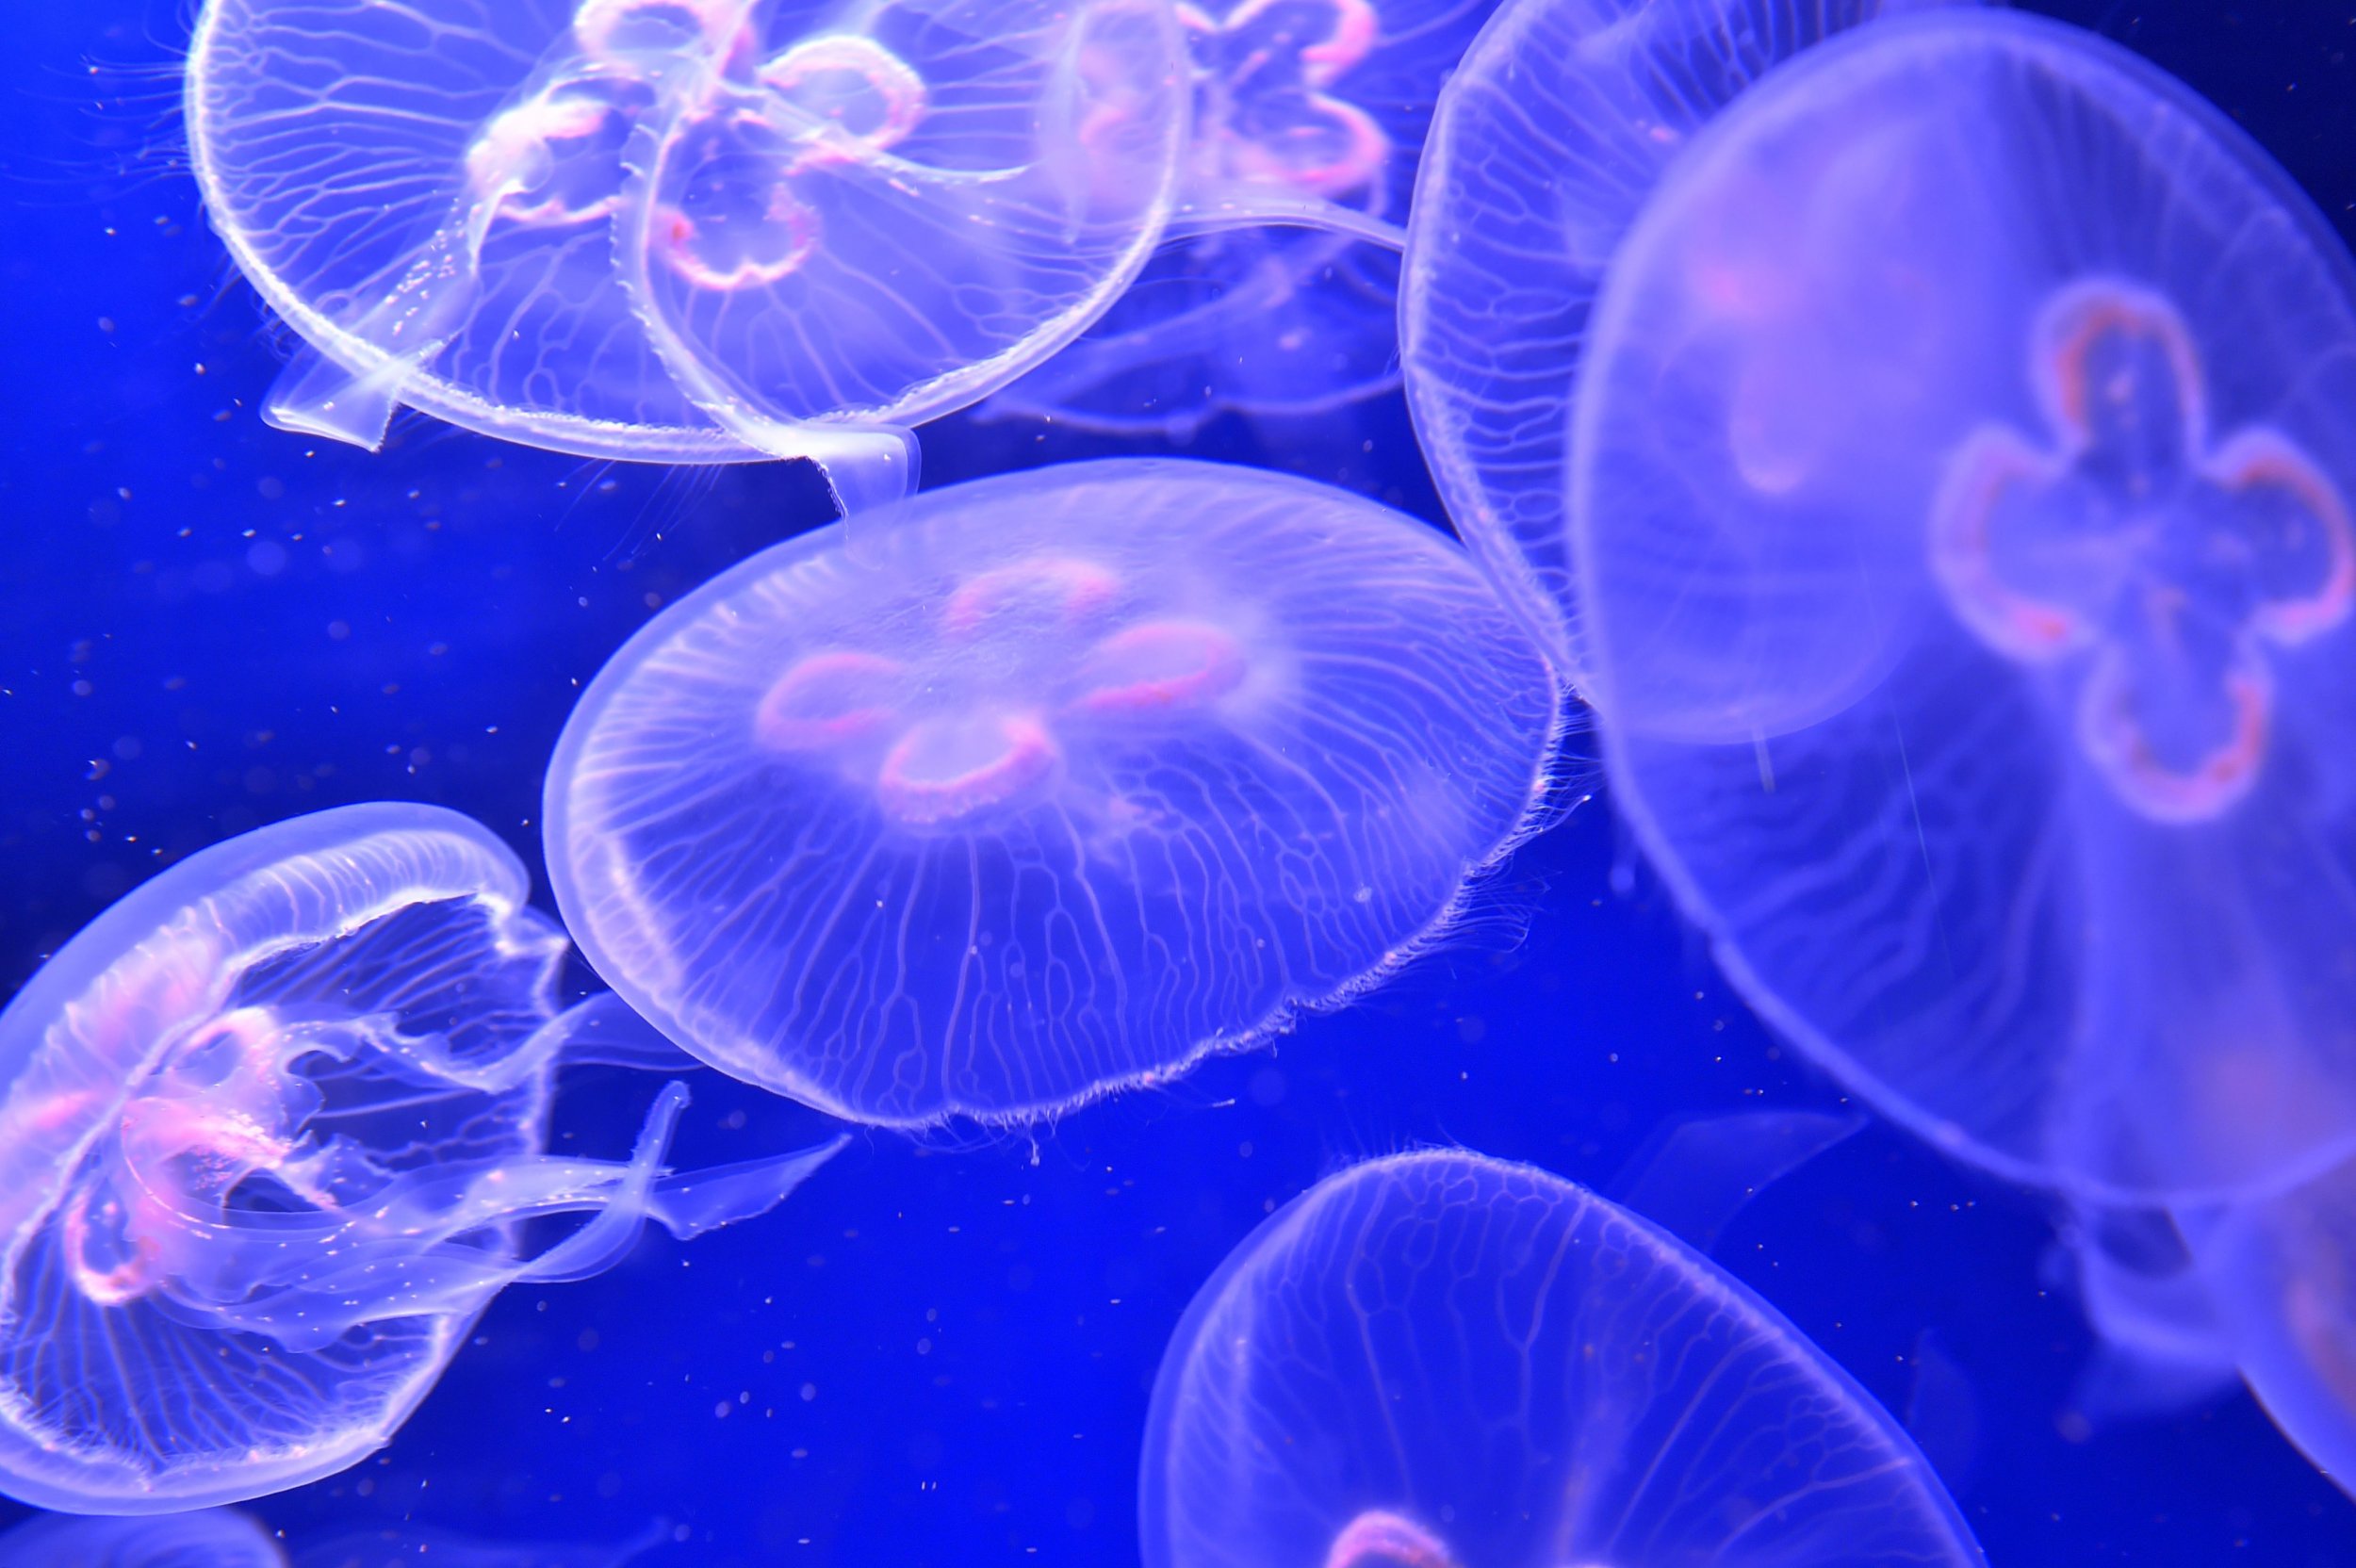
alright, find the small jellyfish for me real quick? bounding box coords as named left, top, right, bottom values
left=0, top=1507, right=284, bottom=1566
left=1566, top=10, right=2356, bottom=1200
left=1140, top=1150, right=1985, bottom=1568
left=544, top=458, right=1558, bottom=1125
left=185, top=0, right=1188, bottom=511
left=2179, top=1156, right=2356, bottom=1498
left=0, top=803, right=840, bottom=1513
left=986, top=0, right=1499, bottom=438
left=1399, top=0, right=1972, bottom=673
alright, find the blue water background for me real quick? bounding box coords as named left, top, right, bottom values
left=2, top=1, right=2352, bottom=1560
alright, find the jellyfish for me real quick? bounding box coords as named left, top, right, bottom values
left=1399, top=0, right=1972, bottom=674
left=2171, top=1156, right=2356, bottom=1498
left=1140, top=1149, right=1986, bottom=1568
left=0, top=1507, right=285, bottom=1566
left=984, top=0, right=1499, bottom=439
left=543, top=458, right=1559, bottom=1126
left=0, top=803, right=841, bottom=1513
left=185, top=0, right=1188, bottom=512
left=1564, top=9, right=2356, bottom=1200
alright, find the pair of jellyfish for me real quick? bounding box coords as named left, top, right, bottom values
left=1405, top=0, right=2356, bottom=1493
left=185, top=0, right=1491, bottom=506
left=0, top=803, right=841, bottom=1513
left=1141, top=1149, right=1986, bottom=1568
left=0, top=1507, right=663, bottom=1567
left=1412, top=0, right=2356, bottom=1201
left=542, top=458, right=1560, bottom=1125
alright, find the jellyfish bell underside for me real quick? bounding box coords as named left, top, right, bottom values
left=1139, top=1150, right=1984, bottom=1568
left=1568, top=8, right=2356, bottom=1203
left=0, top=803, right=838, bottom=1513
left=544, top=457, right=1559, bottom=1127
left=185, top=0, right=1190, bottom=513
left=1399, top=0, right=1980, bottom=678
left=986, top=0, right=1494, bottom=437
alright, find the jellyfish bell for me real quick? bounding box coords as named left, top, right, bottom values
left=1566, top=8, right=2356, bottom=1203
left=0, top=1507, right=286, bottom=1567
left=544, top=458, right=1559, bottom=1127
left=0, top=803, right=839, bottom=1514
left=1141, top=1150, right=1985, bottom=1568
left=983, top=0, right=1496, bottom=440
left=185, top=0, right=1188, bottom=514
left=1399, top=0, right=1978, bottom=678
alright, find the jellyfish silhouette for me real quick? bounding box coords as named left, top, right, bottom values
left=0, top=803, right=841, bottom=1513
left=0, top=1506, right=285, bottom=1566
left=1140, top=1150, right=1985, bottom=1568
left=1567, top=9, right=2356, bottom=1200
left=2174, top=1157, right=2356, bottom=1499
left=544, top=458, right=1559, bottom=1126
left=986, top=0, right=1498, bottom=438
left=185, top=0, right=1187, bottom=512
left=1400, top=0, right=1972, bottom=674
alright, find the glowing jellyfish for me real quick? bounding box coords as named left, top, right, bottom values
left=1567, top=9, right=2356, bottom=1200
left=987, top=0, right=1498, bottom=438
left=185, top=0, right=1187, bottom=511
left=2175, top=1159, right=2356, bottom=1498
left=1400, top=0, right=1971, bottom=672
left=0, top=803, right=840, bottom=1513
left=544, top=458, right=1558, bottom=1126
left=1140, top=1150, right=1985, bottom=1568
left=0, top=1507, right=284, bottom=1566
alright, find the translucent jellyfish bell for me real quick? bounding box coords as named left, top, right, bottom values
left=985, top=0, right=1500, bottom=438
left=0, top=804, right=840, bottom=1513
left=0, top=1507, right=285, bottom=1566
left=1140, top=1150, right=1986, bottom=1568
left=1568, top=10, right=2356, bottom=1201
left=186, top=0, right=1188, bottom=513
left=1400, top=0, right=1972, bottom=673
left=544, top=458, right=1559, bottom=1126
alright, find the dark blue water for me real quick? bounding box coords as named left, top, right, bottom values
left=2, top=2, right=2353, bottom=1561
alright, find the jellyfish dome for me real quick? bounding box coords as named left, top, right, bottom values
left=1400, top=0, right=1972, bottom=673
left=0, top=1507, right=285, bottom=1567
left=987, top=0, right=1499, bottom=438
left=1140, top=1150, right=1985, bottom=1568
left=544, top=458, right=1559, bottom=1126
left=1568, top=9, right=2356, bottom=1201
left=185, top=0, right=1187, bottom=510
left=0, top=803, right=838, bottom=1513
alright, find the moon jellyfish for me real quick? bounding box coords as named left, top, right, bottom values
left=1400, top=0, right=1971, bottom=671
left=0, top=804, right=841, bottom=1513
left=2177, top=1159, right=2356, bottom=1497
left=987, top=0, right=1498, bottom=438
left=544, top=458, right=1558, bottom=1126
left=0, top=1508, right=284, bottom=1566
left=185, top=0, right=1187, bottom=511
left=1140, top=1150, right=1985, bottom=1568
left=1569, top=10, right=2356, bottom=1199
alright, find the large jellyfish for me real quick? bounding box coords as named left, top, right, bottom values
left=185, top=0, right=1187, bottom=511
left=1400, top=0, right=1972, bottom=672
left=1140, top=1150, right=1986, bottom=1568
left=985, top=0, right=1498, bottom=438
left=0, top=804, right=840, bottom=1513
left=1567, top=9, right=2356, bottom=1200
left=544, top=458, right=1559, bottom=1126
left=0, top=1507, right=285, bottom=1566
